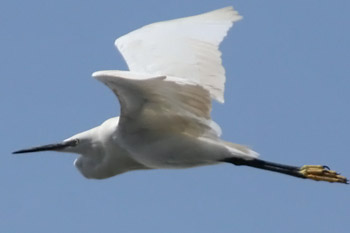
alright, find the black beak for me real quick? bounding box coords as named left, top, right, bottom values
left=13, top=139, right=79, bottom=154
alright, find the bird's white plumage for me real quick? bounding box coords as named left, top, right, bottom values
left=87, top=7, right=258, bottom=172
left=15, top=6, right=259, bottom=179
left=115, top=6, right=242, bottom=102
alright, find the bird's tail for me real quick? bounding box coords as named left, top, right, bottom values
left=223, top=141, right=259, bottom=159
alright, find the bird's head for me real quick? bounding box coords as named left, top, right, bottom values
left=12, top=125, right=117, bottom=179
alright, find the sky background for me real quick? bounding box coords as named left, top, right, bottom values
left=1, top=0, right=349, bottom=232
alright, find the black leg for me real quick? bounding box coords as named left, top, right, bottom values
left=221, top=157, right=348, bottom=184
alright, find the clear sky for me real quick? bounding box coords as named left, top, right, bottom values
left=1, top=0, right=349, bottom=232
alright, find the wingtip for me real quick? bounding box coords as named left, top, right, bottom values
left=217, top=6, right=243, bottom=22
left=92, top=71, right=111, bottom=81
left=92, top=71, right=102, bottom=78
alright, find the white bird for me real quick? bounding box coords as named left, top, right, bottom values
left=14, top=6, right=347, bottom=184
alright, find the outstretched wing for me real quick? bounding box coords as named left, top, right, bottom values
left=93, top=71, right=221, bottom=138
left=115, top=6, right=242, bottom=103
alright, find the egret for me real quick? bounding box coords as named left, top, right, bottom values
left=13, top=6, right=347, bottom=184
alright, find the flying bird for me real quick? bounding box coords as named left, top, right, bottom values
left=13, top=6, right=347, bottom=184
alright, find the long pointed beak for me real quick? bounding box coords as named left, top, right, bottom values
left=13, top=139, right=79, bottom=154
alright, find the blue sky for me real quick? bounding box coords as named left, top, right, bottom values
left=1, top=0, right=349, bottom=232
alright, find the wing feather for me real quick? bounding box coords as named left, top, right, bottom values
left=93, top=71, right=221, bottom=138
left=115, top=6, right=242, bottom=103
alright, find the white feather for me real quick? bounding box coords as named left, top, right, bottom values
left=115, top=6, right=242, bottom=102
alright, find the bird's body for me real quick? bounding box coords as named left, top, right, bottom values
left=68, top=70, right=258, bottom=179
left=69, top=116, right=254, bottom=179
left=14, top=6, right=347, bottom=184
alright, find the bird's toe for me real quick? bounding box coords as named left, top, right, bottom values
left=299, top=165, right=348, bottom=184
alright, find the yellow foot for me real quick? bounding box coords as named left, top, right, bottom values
left=299, top=165, right=348, bottom=184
